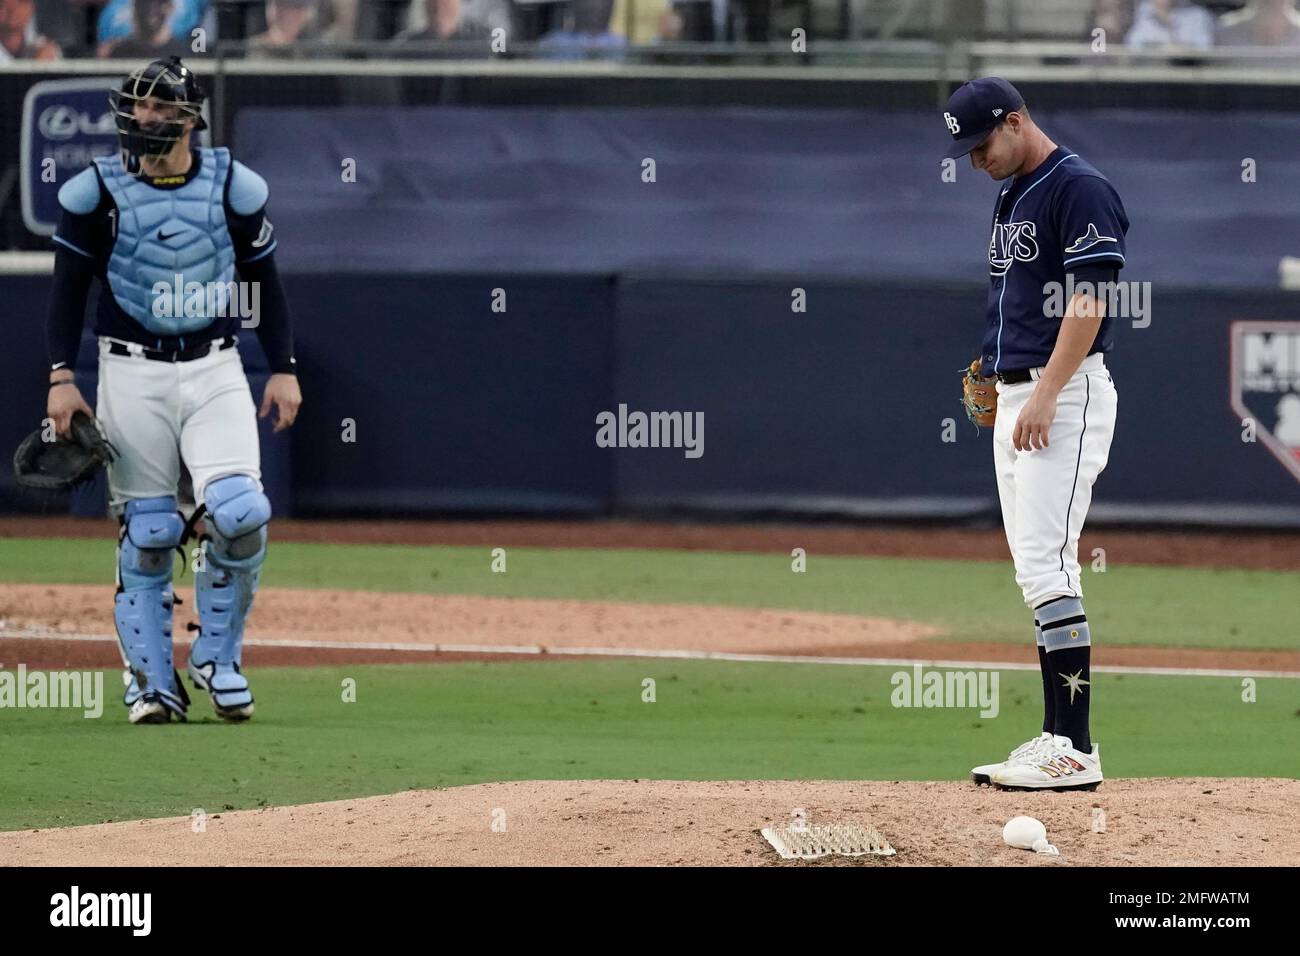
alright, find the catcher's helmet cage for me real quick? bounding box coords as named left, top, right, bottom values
left=109, top=56, right=207, bottom=175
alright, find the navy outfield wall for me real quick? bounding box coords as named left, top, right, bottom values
left=232, top=106, right=1300, bottom=293
left=4, top=272, right=1299, bottom=526
left=282, top=274, right=617, bottom=515
left=610, top=277, right=1300, bottom=526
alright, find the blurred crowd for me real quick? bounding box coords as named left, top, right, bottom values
left=2, top=0, right=610, bottom=56
left=3, top=0, right=1300, bottom=59
left=1098, top=0, right=1300, bottom=48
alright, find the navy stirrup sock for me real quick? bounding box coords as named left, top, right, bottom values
left=1035, top=596, right=1092, bottom=753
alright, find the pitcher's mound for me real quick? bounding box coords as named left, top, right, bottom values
left=4, top=778, right=1295, bottom=866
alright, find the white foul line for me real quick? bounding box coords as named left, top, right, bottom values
left=1, top=627, right=1296, bottom=679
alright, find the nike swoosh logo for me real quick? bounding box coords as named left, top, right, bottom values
left=237, top=509, right=252, bottom=523
left=157, top=229, right=184, bottom=241
left=149, top=526, right=163, bottom=534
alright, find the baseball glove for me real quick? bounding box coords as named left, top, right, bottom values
left=13, top=411, right=118, bottom=491
left=961, top=359, right=998, bottom=429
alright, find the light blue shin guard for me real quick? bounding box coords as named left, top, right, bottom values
left=115, top=497, right=188, bottom=719
left=190, top=475, right=271, bottom=717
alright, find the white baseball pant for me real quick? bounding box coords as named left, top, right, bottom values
left=95, top=336, right=262, bottom=516
left=993, top=352, right=1117, bottom=609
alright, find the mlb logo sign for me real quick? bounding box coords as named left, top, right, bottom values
left=1230, top=322, right=1300, bottom=483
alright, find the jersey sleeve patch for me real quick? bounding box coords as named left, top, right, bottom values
left=229, top=209, right=276, bottom=263
left=1059, top=175, right=1128, bottom=269
left=57, top=167, right=104, bottom=215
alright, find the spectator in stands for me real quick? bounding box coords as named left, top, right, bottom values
left=666, top=0, right=777, bottom=42
left=321, top=0, right=357, bottom=40
left=399, top=0, right=511, bottom=42
left=539, top=0, right=625, bottom=56
left=98, top=0, right=208, bottom=52
left=1217, top=0, right=1300, bottom=45
left=669, top=0, right=726, bottom=41
left=1093, top=0, right=1136, bottom=43
left=35, top=0, right=85, bottom=55
left=249, top=0, right=320, bottom=51
left=732, top=0, right=767, bottom=40
left=101, top=0, right=196, bottom=55
left=0, top=0, right=61, bottom=59
left=656, top=4, right=683, bottom=41
left=1126, top=0, right=1214, bottom=47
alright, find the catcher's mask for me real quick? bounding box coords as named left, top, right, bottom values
left=109, top=56, right=207, bottom=176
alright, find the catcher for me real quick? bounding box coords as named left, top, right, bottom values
left=37, top=57, right=301, bottom=724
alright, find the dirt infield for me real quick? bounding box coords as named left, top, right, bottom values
left=3, top=778, right=1295, bottom=867
left=0, top=583, right=939, bottom=651
left=4, top=583, right=1299, bottom=673
left=5, top=518, right=1295, bottom=867
left=4, top=515, right=1300, bottom=569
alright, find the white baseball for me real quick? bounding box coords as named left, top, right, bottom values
left=1003, top=815, right=1047, bottom=850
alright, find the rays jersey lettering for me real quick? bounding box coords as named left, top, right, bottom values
left=981, top=146, right=1129, bottom=373
left=989, top=220, right=1040, bottom=275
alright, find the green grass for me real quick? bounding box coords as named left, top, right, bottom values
left=1, top=536, right=1296, bottom=649
left=0, top=660, right=1294, bottom=832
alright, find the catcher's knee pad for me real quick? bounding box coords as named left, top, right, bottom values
left=203, top=474, right=271, bottom=567
left=191, top=475, right=269, bottom=715
left=115, top=497, right=188, bottom=719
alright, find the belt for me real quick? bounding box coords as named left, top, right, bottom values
left=997, top=353, right=1106, bottom=386
left=106, top=336, right=236, bottom=363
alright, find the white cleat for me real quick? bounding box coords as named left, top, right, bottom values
left=124, top=670, right=188, bottom=724
left=991, top=735, right=1102, bottom=791
left=128, top=696, right=171, bottom=725
left=970, top=731, right=1051, bottom=786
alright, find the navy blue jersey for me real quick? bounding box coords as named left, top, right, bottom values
left=981, top=146, right=1129, bottom=375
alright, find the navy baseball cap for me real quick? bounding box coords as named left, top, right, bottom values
left=941, top=77, right=1025, bottom=159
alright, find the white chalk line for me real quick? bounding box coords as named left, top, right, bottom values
left=1, top=627, right=1296, bottom=679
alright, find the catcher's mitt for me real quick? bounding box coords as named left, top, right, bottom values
left=961, top=359, right=998, bottom=429
left=13, top=411, right=118, bottom=490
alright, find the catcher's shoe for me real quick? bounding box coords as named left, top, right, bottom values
left=188, top=657, right=255, bottom=721
left=991, top=735, right=1102, bottom=791
left=128, top=695, right=170, bottom=724
left=123, top=669, right=190, bottom=724
left=970, top=731, right=1051, bottom=786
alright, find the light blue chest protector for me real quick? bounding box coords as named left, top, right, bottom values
left=94, top=147, right=235, bottom=336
